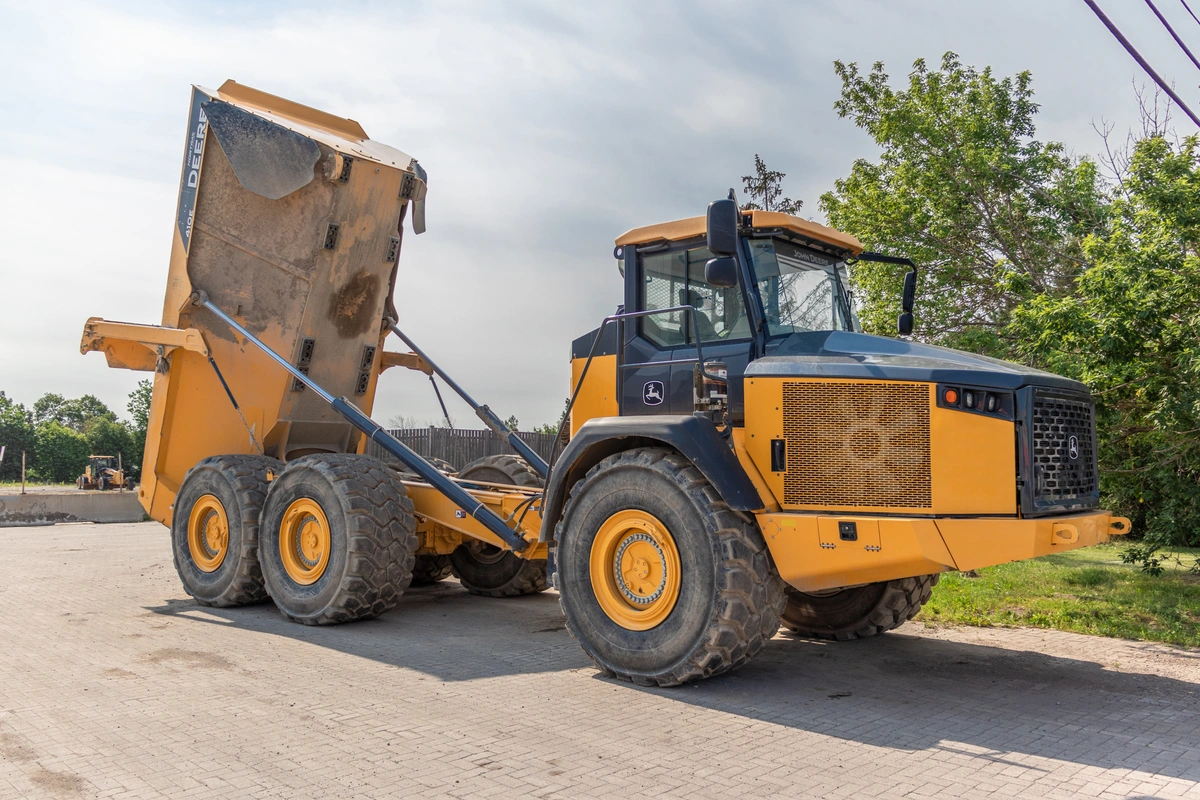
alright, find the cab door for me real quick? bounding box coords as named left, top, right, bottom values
left=621, top=243, right=757, bottom=424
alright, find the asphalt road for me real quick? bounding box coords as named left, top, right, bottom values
left=1, top=522, right=1198, bottom=799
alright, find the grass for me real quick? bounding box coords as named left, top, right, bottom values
left=918, top=542, right=1200, bottom=647
left=0, top=481, right=73, bottom=488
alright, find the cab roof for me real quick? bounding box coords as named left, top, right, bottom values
left=614, top=209, right=863, bottom=255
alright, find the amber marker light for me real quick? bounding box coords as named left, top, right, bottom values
left=944, top=388, right=959, bottom=405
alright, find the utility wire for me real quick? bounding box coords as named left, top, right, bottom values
left=1145, top=0, right=1200, bottom=71
left=1182, top=0, right=1200, bottom=29
left=1083, top=0, right=1200, bottom=128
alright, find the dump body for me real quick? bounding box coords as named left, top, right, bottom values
left=83, top=81, right=426, bottom=526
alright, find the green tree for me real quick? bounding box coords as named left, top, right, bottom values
left=126, top=379, right=152, bottom=478
left=820, top=53, right=1104, bottom=354
left=1011, top=134, right=1200, bottom=546
left=741, top=154, right=802, bottom=215
left=31, top=392, right=115, bottom=432
left=33, top=421, right=90, bottom=483
left=64, top=395, right=116, bottom=430
left=85, top=417, right=134, bottom=470
left=0, top=392, right=35, bottom=481
left=31, top=393, right=68, bottom=428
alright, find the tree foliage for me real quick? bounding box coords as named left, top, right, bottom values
left=0, top=392, right=35, bottom=481
left=0, top=385, right=149, bottom=483
left=126, top=379, right=152, bottom=478
left=33, top=421, right=90, bottom=483
left=1011, top=135, right=1200, bottom=545
left=741, top=154, right=803, bottom=215
left=821, top=53, right=1104, bottom=354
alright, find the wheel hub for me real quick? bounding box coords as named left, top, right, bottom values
left=280, top=498, right=331, bottom=585
left=187, top=494, right=229, bottom=573
left=589, top=510, right=681, bottom=631
left=613, top=533, right=668, bottom=605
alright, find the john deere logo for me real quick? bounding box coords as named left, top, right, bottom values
left=643, top=381, right=665, bottom=406
left=1068, top=435, right=1080, bottom=461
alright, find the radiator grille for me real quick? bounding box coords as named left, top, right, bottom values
left=782, top=381, right=932, bottom=508
left=1030, top=390, right=1097, bottom=511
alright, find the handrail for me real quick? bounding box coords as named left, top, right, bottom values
left=546, top=304, right=720, bottom=486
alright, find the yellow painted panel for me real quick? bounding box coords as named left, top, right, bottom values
left=569, top=354, right=618, bottom=436
left=614, top=210, right=863, bottom=254
left=937, top=511, right=1127, bottom=571
left=929, top=402, right=1015, bottom=515
left=746, top=376, right=1018, bottom=517
left=757, top=512, right=954, bottom=593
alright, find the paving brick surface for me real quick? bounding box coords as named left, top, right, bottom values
left=1, top=522, right=1198, bottom=799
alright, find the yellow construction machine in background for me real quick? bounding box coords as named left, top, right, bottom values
left=81, top=81, right=1130, bottom=686
left=77, top=455, right=128, bottom=491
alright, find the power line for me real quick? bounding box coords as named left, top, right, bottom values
left=1082, top=0, right=1200, bottom=128
left=1145, top=0, right=1200, bottom=72
left=1182, top=0, right=1200, bottom=29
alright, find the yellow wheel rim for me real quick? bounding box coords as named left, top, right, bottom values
left=279, top=498, right=331, bottom=585
left=187, top=494, right=229, bottom=572
left=589, top=509, right=681, bottom=631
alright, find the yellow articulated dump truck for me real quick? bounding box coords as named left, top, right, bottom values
left=82, top=81, right=1131, bottom=686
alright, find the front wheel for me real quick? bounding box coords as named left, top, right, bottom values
left=449, top=454, right=547, bottom=597
left=780, top=574, right=940, bottom=640
left=555, top=447, right=785, bottom=686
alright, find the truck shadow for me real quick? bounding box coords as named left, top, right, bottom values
left=147, top=583, right=1200, bottom=781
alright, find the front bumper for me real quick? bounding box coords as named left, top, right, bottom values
left=757, top=509, right=1132, bottom=593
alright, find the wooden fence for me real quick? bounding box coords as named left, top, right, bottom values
left=366, top=427, right=558, bottom=470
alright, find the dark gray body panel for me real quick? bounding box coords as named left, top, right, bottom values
left=538, top=415, right=761, bottom=543
left=751, top=331, right=1087, bottom=392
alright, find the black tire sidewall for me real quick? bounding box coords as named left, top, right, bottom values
left=557, top=464, right=718, bottom=677
left=172, top=463, right=251, bottom=604
left=782, top=583, right=889, bottom=635
left=259, top=463, right=352, bottom=621
left=449, top=545, right=526, bottom=590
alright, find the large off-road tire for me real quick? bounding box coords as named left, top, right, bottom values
left=448, top=455, right=548, bottom=597
left=455, top=454, right=542, bottom=488
left=410, top=554, right=453, bottom=585
left=555, top=447, right=786, bottom=687
left=259, top=454, right=418, bottom=625
left=171, top=454, right=282, bottom=607
left=781, top=574, right=940, bottom=640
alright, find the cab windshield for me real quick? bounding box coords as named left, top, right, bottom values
left=746, top=237, right=859, bottom=335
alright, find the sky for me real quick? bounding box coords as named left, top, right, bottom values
left=1, top=0, right=1199, bottom=430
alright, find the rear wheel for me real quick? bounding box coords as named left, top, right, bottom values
left=781, top=574, right=940, bottom=640
left=259, top=454, right=417, bottom=625
left=171, top=454, right=282, bottom=607
left=411, top=554, right=453, bottom=585
left=556, top=447, right=785, bottom=686
left=449, top=455, right=548, bottom=597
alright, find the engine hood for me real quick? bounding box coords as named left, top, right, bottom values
left=745, top=331, right=1086, bottom=393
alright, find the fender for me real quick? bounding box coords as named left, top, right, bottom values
left=538, top=415, right=763, bottom=542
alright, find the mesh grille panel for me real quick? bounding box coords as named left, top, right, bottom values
left=1031, top=390, right=1097, bottom=510
left=782, top=381, right=932, bottom=508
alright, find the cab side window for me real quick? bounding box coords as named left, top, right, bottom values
left=640, top=247, right=750, bottom=347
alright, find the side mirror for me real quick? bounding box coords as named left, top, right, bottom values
left=706, top=197, right=739, bottom=257
left=897, top=268, right=916, bottom=335
left=705, top=257, right=738, bottom=288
